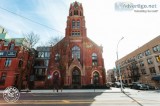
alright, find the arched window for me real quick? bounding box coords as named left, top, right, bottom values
left=92, top=53, right=98, bottom=66
left=77, top=21, right=80, bottom=28
left=74, top=10, right=78, bottom=15
left=72, top=46, right=80, bottom=59
left=55, top=53, right=60, bottom=62
left=72, top=20, right=75, bottom=28
left=93, top=72, right=99, bottom=85
left=70, top=12, right=72, bottom=16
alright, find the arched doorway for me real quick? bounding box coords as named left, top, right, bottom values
left=93, top=72, right=100, bottom=85
left=72, top=67, right=81, bottom=88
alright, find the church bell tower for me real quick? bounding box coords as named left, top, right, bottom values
left=65, top=1, right=87, bottom=38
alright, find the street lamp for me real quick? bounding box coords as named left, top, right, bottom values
left=116, top=37, right=124, bottom=92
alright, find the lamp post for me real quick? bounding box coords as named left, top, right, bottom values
left=116, top=37, right=124, bottom=92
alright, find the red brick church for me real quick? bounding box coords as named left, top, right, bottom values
left=48, top=1, right=106, bottom=88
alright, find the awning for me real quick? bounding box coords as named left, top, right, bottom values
left=152, top=75, right=160, bottom=81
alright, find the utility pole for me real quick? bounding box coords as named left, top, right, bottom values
left=116, top=37, right=124, bottom=92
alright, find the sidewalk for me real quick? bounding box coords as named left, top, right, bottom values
left=0, top=88, right=124, bottom=93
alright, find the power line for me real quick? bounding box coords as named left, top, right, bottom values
left=0, top=6, right=65, bottom=35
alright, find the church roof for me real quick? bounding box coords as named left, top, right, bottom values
left=71, top=1, right=81, bottom=6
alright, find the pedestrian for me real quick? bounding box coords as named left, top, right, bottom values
left=53, top=73, right=59, bottom=92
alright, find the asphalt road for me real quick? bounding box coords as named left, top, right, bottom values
left=0, top=88, right=160, bottom=106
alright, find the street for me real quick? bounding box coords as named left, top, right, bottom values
left=0, top=88, right=160, bottom=106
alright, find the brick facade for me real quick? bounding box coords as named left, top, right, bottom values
left=47, top=1, right=106, bottom=88
left=0, top=32, right=34, bottom=89
left=115, top=35, right=160, bottom=88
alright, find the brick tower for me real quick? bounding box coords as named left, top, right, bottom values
left=48, top=1, right=106, bottom=88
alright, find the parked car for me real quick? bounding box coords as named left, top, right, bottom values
left=114, top=82, right=125, bottom=88
left=106, top=82, right=114, bottom=87
left=130, top=82, right=141, bottom=89
left=144, top=84, right=155, bottom=90
left=132, top=83, right=148, bottom=90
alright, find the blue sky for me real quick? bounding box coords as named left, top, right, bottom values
left=0, top=0, right=160, bottom=70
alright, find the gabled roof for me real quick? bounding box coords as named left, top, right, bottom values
left=4, top=38, right=29, bottom=46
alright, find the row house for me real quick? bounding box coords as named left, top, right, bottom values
left=0, top=30, right=34, bottom=90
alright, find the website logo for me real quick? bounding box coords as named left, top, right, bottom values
left=3, top=86, right=20, bottom=103
left=115, top=2, right=134, bottom=11
left=115, top=2, right=158, bottom=13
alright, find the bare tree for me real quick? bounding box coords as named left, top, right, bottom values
left=48, top=36, right=63, bottom=46
left=23, top=32, right=40, bottom=48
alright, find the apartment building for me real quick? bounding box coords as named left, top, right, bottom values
left=115, top=35, right=160, bottom=88
left=0, top=27, right=34, bottom=89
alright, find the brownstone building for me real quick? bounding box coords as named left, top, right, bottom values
left=47, top=1, right=106, bottom=88
left=106, top=69, right=116, bottom=83
left=0, top=27, right=34, bottom=89
left=115, top=35, right=160, bottom=88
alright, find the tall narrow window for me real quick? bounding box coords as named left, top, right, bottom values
left=72, top=46, right=80, bottom=59
left=45, top=52, right=50, bottom=58
left=5, top=58, right=11, bottom=67
left=147, top=58, right=153, bottom=64
left=18, top=59, right=23, bottom=67
left=0, top=72, right=7, bottom=85
left=55, top=53, right=60, bottom=62
left=44, top=60, right=49, bottom=66
left=72, top=21, right=75, bottom=28
left=77, top=21, right=80, bottom=28
left=74, top=10, right=78, bottom=15
left=70, top=12, right=72, bottom=16
left=80, top=11, right=82, bottom=16
left=92, top=53, right=98, bottom=66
